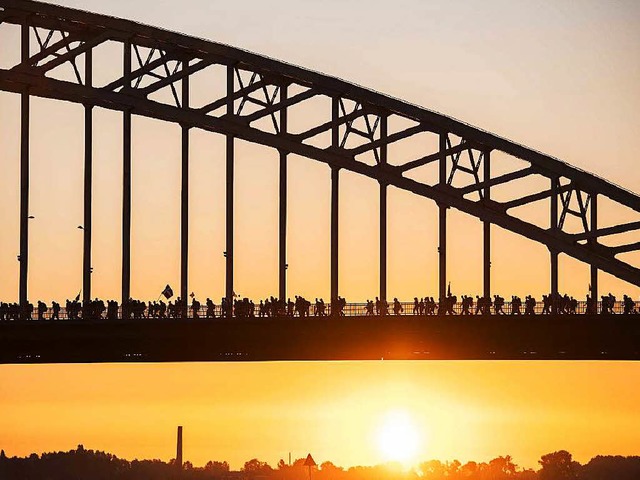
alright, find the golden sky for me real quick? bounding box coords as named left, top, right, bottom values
left=1, top=361, right=639, bottom=469
left=1, top=0, right=640, bottom=469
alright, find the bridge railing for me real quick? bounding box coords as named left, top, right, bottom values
left=328, top=300, right=637, bottom=316
left=2, top=300, right=639, bottom=321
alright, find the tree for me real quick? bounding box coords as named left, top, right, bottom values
left=460, top=460, right=478, bottom=477
left=320, top=461, right=342, bottom=473
left=487, top=455, right=517, bottom=477
left=519, top=469, right=539, bottom=480
left=205, top=460, right=230, bottom=474
left=446, top=459, right=461, bottom=477
left=418, top=460, right=446, bottom=479
left=243, top=458, right=273, bottom=476
left=539, top=450, right=580, bottom=480
left=582, top=455, right=640, bottom=480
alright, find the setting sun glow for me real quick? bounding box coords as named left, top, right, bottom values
left=375, top=410, right=422, bottom=466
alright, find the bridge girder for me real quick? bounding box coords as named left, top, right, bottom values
left=1, top=0, right=640, bottom=292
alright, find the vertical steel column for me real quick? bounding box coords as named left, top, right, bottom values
left=550, top=176, right=559, bottom=311
left=331, top=167, right=339, bottom=308
left=278, top=84, right=288, bottom=301
left=438, top=206, right=447, bottom=304
left=121, top=40, right=132, bottom=303
left=180, top=62, right=190, bottom=305
left=550, top=250, right=559, bottom=311
left=380, top=183, right=387, bottom=305
left=19, top=19, right=30, bottom=309
left=82, top=49, right=93, bottom=305
left=225, top=65, right=234, bottom=311
left=483, top=149, right=491, bottom=299
left=379, top=115, right=388, bottom=306
left=590, top=193, right=598, bottom=302
left=438, top=133, right=447, bottom=303
left=330, top=97, right=340, bottom=311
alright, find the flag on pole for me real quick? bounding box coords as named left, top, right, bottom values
left=162, top=284, right=174, bottom=299
left=74, top=290, right=81, bottom=302
left=588, top=283, right=592, bottom=295
left=232, top=291, right=238, bottom=298
left=447, top=282, right=451, bottom=297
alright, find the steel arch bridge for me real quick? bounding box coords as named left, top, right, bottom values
left=1, top=0, right=639, bottom=362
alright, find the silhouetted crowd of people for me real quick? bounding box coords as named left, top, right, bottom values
left=0, top=294, right=349, bottom=321
left=0, top=291, right=638, bottom=321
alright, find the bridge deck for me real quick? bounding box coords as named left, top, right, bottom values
left=2, top=315, right=639, bottom=363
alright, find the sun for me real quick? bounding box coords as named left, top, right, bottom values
left=375, top=410, right=421, bottom=466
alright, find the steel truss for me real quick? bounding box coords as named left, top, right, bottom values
left=1, top=0, right=640, bottom=310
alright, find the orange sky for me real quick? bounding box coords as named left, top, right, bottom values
left=1, top=0, right=640, bottom=470
left=1, top=361, right=639, bottom=470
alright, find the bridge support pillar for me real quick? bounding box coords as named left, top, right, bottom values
left=550, top=249, right=559, bottom=310
left=225, top=66, right=234, bottom=315
left=225, top=135, right=234, bottom=312
left=550, top=176, right=559, bottom=313
left=438, top=133, right=447, bottom=305
left=590, top=193, right=598, bottom=303
left=279, top=84, right=288, bottom=302
left=439, top=205, right=447, bottom=304
left=122, top=41, right=132, bottom=304
left=331, top=166, right=339, bottom=311
left=19, top=19, right=30, bottom=310
left=180, top=64, right=190, bottom=307
left=379, top=115, right=388, bottom=307
left=483, top=224, right=490, bottom=299
left=380, top=182, right=387, bottom=306
left=82, top=50, right=93, bottom=306
left=279, top=156, right=287, bottom=301
left=483, top=149, right=491, bottom=300
left=330, top=96, right=340, bottom=313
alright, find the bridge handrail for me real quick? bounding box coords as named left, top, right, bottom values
left=2, top=300, right=639, bottom=322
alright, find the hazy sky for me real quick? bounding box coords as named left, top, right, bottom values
left=1, top=0, right=640, bottom=471
left=1, top=361, right=639, bottom=470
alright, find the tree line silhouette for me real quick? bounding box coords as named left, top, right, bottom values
left=1, top=446, right=639, bottom=480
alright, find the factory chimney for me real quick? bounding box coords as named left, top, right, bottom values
left=176, top=426, right=183, bottom=470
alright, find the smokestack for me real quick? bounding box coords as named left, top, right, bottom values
left=176, top=426, right=183, bottom=469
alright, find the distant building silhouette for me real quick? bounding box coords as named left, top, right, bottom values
left=176, top=426, right=183, bottom=471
